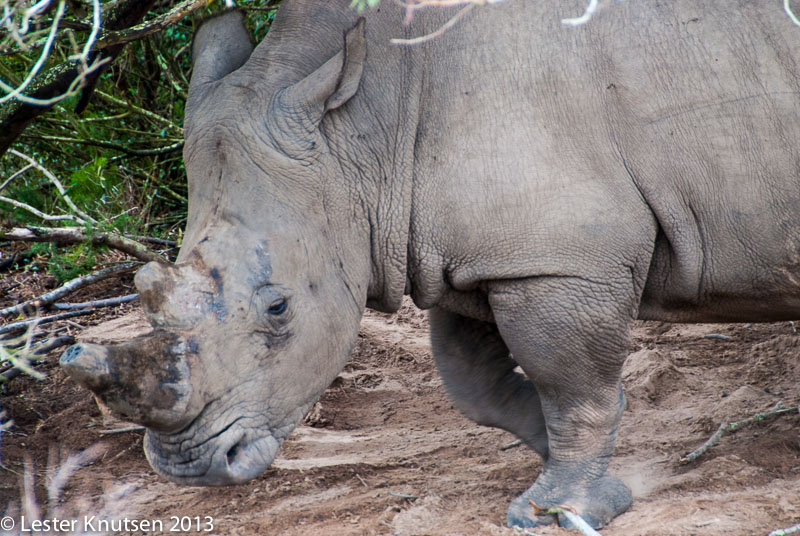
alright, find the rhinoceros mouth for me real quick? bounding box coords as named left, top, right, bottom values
left=143, top=411, right=284, bottom=485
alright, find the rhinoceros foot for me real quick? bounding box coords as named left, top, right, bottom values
left=506, top=473, right=632, bottom=530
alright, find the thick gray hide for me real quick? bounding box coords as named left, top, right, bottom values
left=61, top=0, right=800, bottom=530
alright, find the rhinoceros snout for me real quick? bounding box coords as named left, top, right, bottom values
left=60, top=332, right=205, bottom=432
left=60, top=343, right=113, bottom=391
left=144, top=427, right=283, bottom=486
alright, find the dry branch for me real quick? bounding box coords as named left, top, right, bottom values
left=52, top=293, right=139, bottom=311
left=0, top=0, right=160, bottom=156
left=679, top=422, right=727, bottom=464
left=20, top=134, right=184, bottom=157
left=93, top=0, right=210, bottom=49
left=0, top=196, right=83, bottom=223
left=0, top=226, right=168, bottom=264
left=99, top=425, right=145, bottom=435
left=8, top=149, right=97, bottom=224
left=94, top=91, right=182, bottom=133
left=125, top=235, right=177, bottom=247
left=703, top=333, right=733, bottom=341
left=0, top=262, right=138, bottom=318
left=0, top=162, right=34, bottom=193
left=680, top=401, right=800, bottom=464
left=770, top=522, right=800, bottom=536
left=528, top=500, right=601, bottom=536
left=391, top=4, right=476, bottom=45
left=0, top=309, right=93, bottom=337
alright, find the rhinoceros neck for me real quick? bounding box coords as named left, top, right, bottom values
left=331, top=55, right=423, bottom=314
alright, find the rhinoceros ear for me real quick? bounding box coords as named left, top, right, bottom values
left=190, top=10, right=254, bottom=89
left=281, top=18, right=366, bottom=125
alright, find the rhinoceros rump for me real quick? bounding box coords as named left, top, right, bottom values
left=61, top=0, right=800, bottom=530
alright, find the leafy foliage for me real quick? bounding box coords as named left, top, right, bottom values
left=1, top=1, right=282, bottom=276
left=349, top=0, right=381, bottom=13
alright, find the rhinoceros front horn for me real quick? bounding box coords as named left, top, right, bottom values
left=60, top=331, right=202, bottom=432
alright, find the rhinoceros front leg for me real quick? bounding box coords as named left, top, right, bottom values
left=429, top=308, right=548, bottom=457
left=489, top=275, right=637, bottom=529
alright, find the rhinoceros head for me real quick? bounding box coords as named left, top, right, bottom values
left=60, top=11, right=373, bottom=485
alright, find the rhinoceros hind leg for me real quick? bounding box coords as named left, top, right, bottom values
left=489, top=273, right=639, bottom=529
left=428, top=307, right=548, bottom=457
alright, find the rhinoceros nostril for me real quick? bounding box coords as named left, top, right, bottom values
left=59, top=345, right=83, bottom=364
left=226, top=439, right=245, bottom=467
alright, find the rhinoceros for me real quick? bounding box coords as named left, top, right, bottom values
left=59, top=0, right=800, bottom=529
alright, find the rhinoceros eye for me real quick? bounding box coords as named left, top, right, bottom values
left=267, top=298, right=287, bottom=316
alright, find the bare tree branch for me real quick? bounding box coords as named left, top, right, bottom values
left=770, top=522, right=800, bottom=536
left=561, top=0, right=600, bottom=26
left=0, top=196, right=82, bottom=223
left=52, top=293, right=139, bottom=311
left=786, top=0, right=800, bottom=27
left=680, top=401, right=800, bottom=464
left=20, top=134, right=184, bottom=157
left=391, top=4, right=475, bottom=46
left=94, top=91, right=183, bottom=134
left=0, top=162, right=34, bottom=193
left=8, top=149, right=97, bottom=224
left=0, top=0, right=160, bottom=156
left=0, top=226, right=168, bottom=264
left=0, top=262, right=139, bottom=318
left=93, top=0, right=210, bottom=49
left=0, top=309, right=94, bottom=337
left=0, top=0, right=111, bottom=106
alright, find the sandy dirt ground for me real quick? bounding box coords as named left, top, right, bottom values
left=1, top=280, right=799, bottom=535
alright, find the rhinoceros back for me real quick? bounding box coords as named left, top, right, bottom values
left=406, top=0, right=800, bottom=322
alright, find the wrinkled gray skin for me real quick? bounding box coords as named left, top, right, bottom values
left=60, top=0, right=800, bottom=529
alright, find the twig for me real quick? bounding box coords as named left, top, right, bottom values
left=771, top=522, right=800, bottom=536
left=391, top=4, right=475, bottom=45
left=0, top=1, right=67, bottom=105
left=124, top=235, right=177, bottom=247
left=0, top=263, right=138, bottom=318
left=561, top=0, right=599, bottom=26
left=0, top=162, right=34, bottom=193
left=786, top=0, right=800, bottom=27
left=0, top=310, right=93, bottom=337
left=557, top=509, right=601, bottom=536
left=0, top=196, right=83, bottom=223
left=52, top=294, right=138, bottom=311
left=94, top=0, right=208, bottom=49
left=1, top=0, right=110, bottom=107
left=703, top=334, right=733, bottom=341
left=9, top=149, right=97, bottom=224
left=388, top=491, right=418, bottom=500
left=680, top=401, right=800, bottom=464
left=528, top=501, right=601, bottom=536
left=1, top=327, right=69, bottom=349
left=680, top=422, right=728, bottom=464
left=20, top=134, right=184, bottom=157
left=1, top=226, right=168, bottom=264
left=99, top=426, right=145, bottom=435
left=94, top=90, right=183, bottom=133
left=501, top=439, right=522, bottom=451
